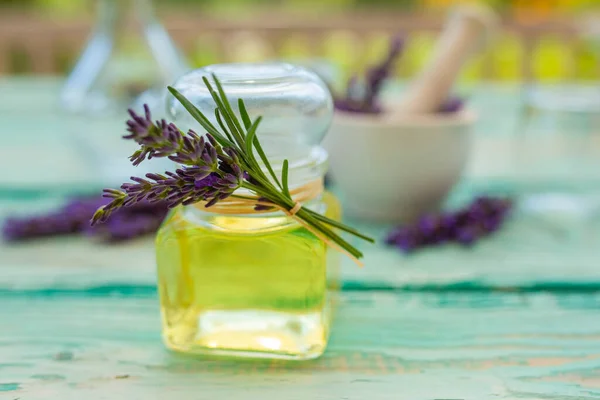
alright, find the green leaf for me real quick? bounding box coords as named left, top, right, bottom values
left=210, top=77, right=283, bottom=191
left=244, top=117, right=261, bottom=157
left=215, top=109, right=234, bottom=143
left=298, top=210, right=364, bottom=259
left=212, top=73, right=244, bottom=136
left=169, top=77, right=372, bottom=261
left=281, top=159, right=291, bottom=199
left=303, top=209, right=375, bottom=243
left=238, top=99, right=252, bottom=130
left=167, top=86, right=234, bottom=149
left=202, top=76, right=246, bottom=149
left=252, top=134, right=282, bottom=190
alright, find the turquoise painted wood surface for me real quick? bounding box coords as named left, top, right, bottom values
left=2, top=289, right=600, bottom=399
left=2, top=79, right=600, bottom=399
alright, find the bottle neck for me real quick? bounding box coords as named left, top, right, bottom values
left=180, top=186, right=329, bottom=233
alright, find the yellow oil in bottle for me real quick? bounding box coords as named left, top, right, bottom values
left=156, top=192, right=341, bottom=360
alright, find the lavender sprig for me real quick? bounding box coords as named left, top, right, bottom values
left=3, top=197, right=168, bottom=243
left=438, top=96, right=464, bottom=114
left=335, top=36, right=403, bottom=114
left=91, top=75, right=374, bottom=261
left=86, top=210, right=165, bottom=242
left=364, top=37, right=404, bottom=110
left=386, top=196, right=513, bottom=253
left=125, top=106, right=184, bottom=166
left=334, top=36, right=464, bottom=115
left=92, top=115, right=245, bottom=224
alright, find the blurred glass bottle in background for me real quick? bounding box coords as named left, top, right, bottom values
left=61, top=0, right=190, bottom=187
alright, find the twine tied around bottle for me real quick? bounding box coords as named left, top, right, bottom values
left=192, top=178, right=363, bottom=267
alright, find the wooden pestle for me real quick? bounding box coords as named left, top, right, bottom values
left=397, top=5, right=498, bottom=114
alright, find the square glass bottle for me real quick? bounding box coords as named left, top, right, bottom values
left=156, top=63, right=340, bottom=360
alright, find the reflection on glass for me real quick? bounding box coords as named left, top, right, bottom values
left=512, top=84, right=600, bottom=231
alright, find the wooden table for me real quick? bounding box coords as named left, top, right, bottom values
left=2, top=79, right=600, bottom=399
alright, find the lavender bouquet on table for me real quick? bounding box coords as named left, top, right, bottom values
left=2, top=196, right=169, bottom=243
left=334, top=36, right=464, bottom=115
left=386, top=196, right=513, bottom=254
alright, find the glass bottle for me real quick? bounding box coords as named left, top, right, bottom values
left=60, top=0, right=189, bottom=187
left=510, top=84, right=600, bottom=226
left=61, top=0, right=188, bottom=114
left=156, top=63, right=341, bottom=360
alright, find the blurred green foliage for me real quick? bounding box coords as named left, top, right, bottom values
left=0, top=0, right=598, bottom=82
left=0, top=0, right=596, bottom=13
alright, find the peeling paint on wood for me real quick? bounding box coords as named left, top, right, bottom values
left=1, top=291, right=600, bottom=399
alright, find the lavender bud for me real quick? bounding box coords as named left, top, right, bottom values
left=438, top=96, right=464, bottom=114
left=456, top=227, right=478, bottom=246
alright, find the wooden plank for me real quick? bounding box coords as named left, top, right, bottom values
left=4, top=205, right=600, bottom=292
left=1, top=291, right=599, bottom=399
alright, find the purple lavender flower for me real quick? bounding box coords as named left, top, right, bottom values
left=125, top=104, right=153, bottom=139
left=385, top=196, right=513, bottom=254
left=2, top=197, right=106, bottom=242
left=438, top=96, right=464, bottom=114
left=252, top=196, right=276, bottom=212
left=168, top=130, right=206, bottom=165
left=87, top=212, right=165, bottom=242
left=456, top=226, right=478, bottom=246
left=3, top=215, right=77, bottom=241
left=335, top=36, right=465, bottom=115
left=364, top=36, right=403, bottom=108
left=3, top=196, right=169, bottom=243
left=439, top=213, right=458, bottom=236
left=393, top=229, right=418, bottom=253
left=90, top=105, right=250, bottom=226
left=335, top=36, right=404, bottom=115
left=125, top=105, right=183, bottom=166
left=195, top=173, right=220, bottom=190
left=417, top=215, right=438, bottom=237
left=481, top=216, right=501, bottom=233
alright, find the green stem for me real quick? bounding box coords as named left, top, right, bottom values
left=168, top=76, right=372, bottom=261
left=303, top=208, right=375, bottom=243
left=241, top=182, right=291, bottom=209
left=297, top=209, right=363, bottom=259
left=239, top=181, right=367, bottom=258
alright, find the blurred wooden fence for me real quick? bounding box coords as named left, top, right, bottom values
left=0, top=11, right=597, bottom=82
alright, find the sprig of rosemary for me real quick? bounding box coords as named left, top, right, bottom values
left=92, top=74, right=374, bottom=260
